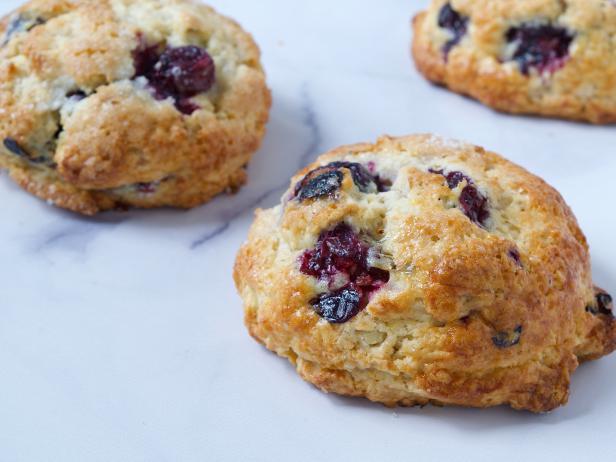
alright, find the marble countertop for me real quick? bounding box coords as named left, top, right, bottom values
left=1, top=1, right=615, bottom=461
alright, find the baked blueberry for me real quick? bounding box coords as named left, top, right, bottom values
left=311, top=288, right=362, bottom=324
left=430, top=169, right=490, bottom=227
left=492, top=326, right=523, bottom=348
left=294, top=161, right=387, bottom=202
left=300, top=223, right=389, bottom=322
left=437, top=3, right=468, bottom=55
left=133, top=43, right=216, bottom=115
left=506, top=24, right=574, bottom=75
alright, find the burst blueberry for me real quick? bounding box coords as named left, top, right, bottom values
left=506, top=24, right=574, bottom=75
left=300, top=224, right=390, bottom=323
left=133, top=41, right=216, bottom=115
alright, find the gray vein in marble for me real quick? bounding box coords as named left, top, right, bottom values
left=189, top=183, right=285, bottom=250
left=298, top=82, right=322, bottom=167
left=30, top=215, right=126, bottom=254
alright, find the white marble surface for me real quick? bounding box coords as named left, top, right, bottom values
left=1, top=1, right=615, bottom=461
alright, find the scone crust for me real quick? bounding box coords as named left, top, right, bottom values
left=234, top=134, right=616, bottom=412
left=0, top=0, right=271, bottom=214
left=412, top=0, right=616, bottom=124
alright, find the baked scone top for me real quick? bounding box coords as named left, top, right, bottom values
left=235, top=135, right=615, bottom=412
left=0, top=0, right=270, bottom=213
left=412, top=0, right=616, bottom=123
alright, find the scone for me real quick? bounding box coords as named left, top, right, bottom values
left=412, top=0, right=616, bottom=124
left=0, top=0, right=271, bottom=215
left=234, top=134, right=615, bottom=412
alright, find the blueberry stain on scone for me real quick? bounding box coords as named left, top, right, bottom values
left=412, top=0, right=616, bottom=123
left=506, top=24, right=574, bottom=75
left=437, top=3, right=469, bottom=55
left=133, top=41, right=216, bottom=115
left=294, top=161, right=387, bottom=202
left=0, top=0, right=271, bottom=215
left=430, top=169, right=489, bottom=227
left=300, top=223, right=390, bottom=322
left=235, top=135, right=616, bottom=412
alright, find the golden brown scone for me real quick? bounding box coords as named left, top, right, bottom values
left=0, top=0, right=271, bottom=215
left=234, top=134, right=616, bottom=413
left=412, top=0, right=616, bottom=124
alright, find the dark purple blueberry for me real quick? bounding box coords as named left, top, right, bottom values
left=133, top=41, right=216, bottom=115
left=295, top=166, right=344, bottom=202
left=508, top=248, right=523, bottom=267
left=152, top=46, right=216, bottom=96
left=587, top=290, right=613, bottom=317
left=506, top=24, right=574, bottom=75
left=459, top=184, right=489, bottom=227
left=300, top=224, right=390, bottom=323
left=132, top=40, right=162, bottom=77
left=300, top=224, right=367, bottom=280
left=3, top=137, right=48, bottom=164
left=492, top=325, right=523, bottom=348
left=430, top=169, right=490, bottom=227
left=136, top=182, right=158, bottom=194
left=437, top=3, right=469, bottom=55
left=4, top=137, right=29, bottom=157
left=66, top=90, right=87, bottom=101
left=2, top=14, right=45, bottom=46
left=311, top=288, right=362, bottom=324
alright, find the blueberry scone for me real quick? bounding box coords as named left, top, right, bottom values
left=0, top=0, right=271, bottom=214
left=412, top=0, right=616, bottom=124
left=234, top=134, right=615, bottom=412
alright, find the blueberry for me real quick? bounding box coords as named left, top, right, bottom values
left=311, top=288, right=362, bottom=324
left=327, top=161, right=375, bottom=192
left=2, top=14, right=45, bottom=46
left=437, top=3, right=469, bottom=55
left=300, top=224, right=390, bottom=324
left=459, top=184, right=490, bottom=227
left=430, top=169, right=490, bottom=227
left=294, top=161, right=388, bottom=201
left=587, top=290, right=613, bottom=317
left=66, top=90, right=87, bottom=101
left=3, top=137, right=48, bottom=164
left=508, top=248, right=523, bottom=267
left=133, top=41, right=216, bottom=115
left=136, top=182, right=157, bottom=194
left=492, top=325, right=523, bottom=348
left=152, top=46, right=216, bottom=97
left=506, top=24, right=574, bottom=75
left=295, top=167, right=344, bottom=202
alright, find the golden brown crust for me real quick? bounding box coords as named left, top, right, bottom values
left=234, top=134, right=616, bottom=412
left=0, top=0, right=271, bottom=214
left=411, top=0, right=616, bottom=124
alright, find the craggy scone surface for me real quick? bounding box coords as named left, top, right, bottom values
left=0, top=0, right=271, bottom=214
left=412, top=0, right=616, bottom=123
left=234, top=134, right=615, bottom=412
